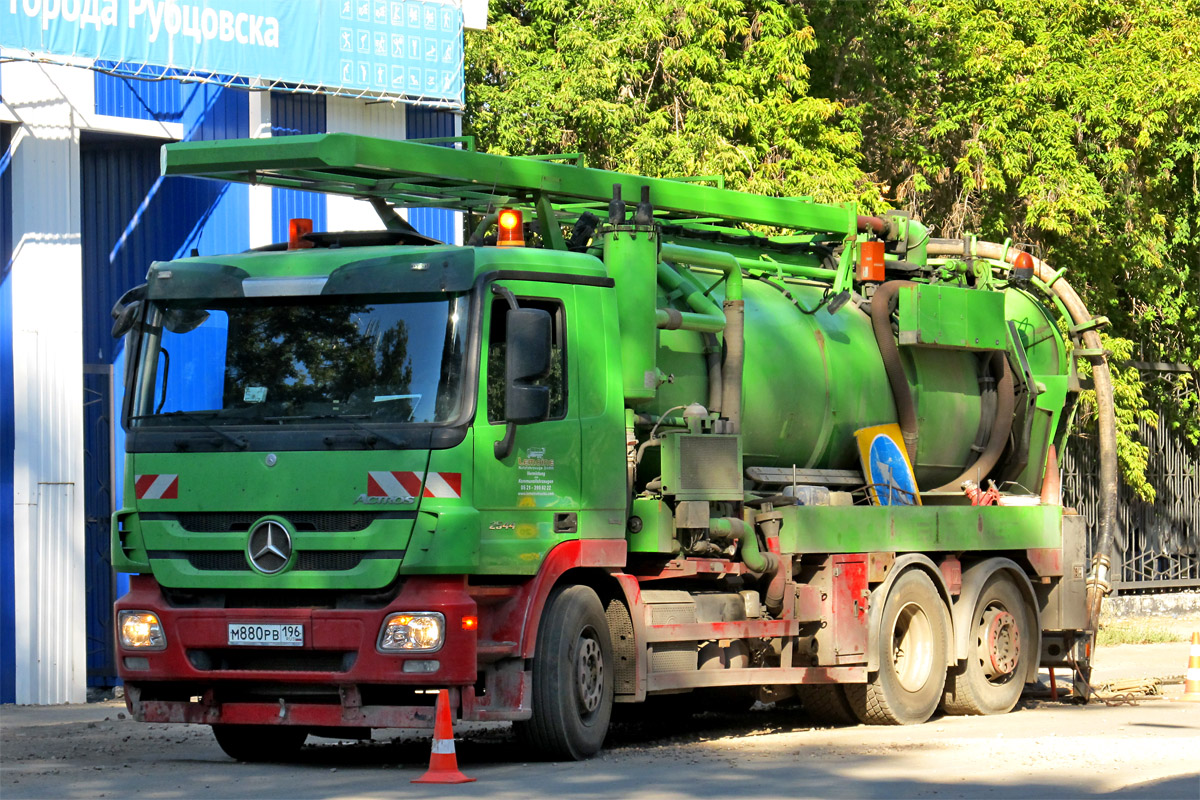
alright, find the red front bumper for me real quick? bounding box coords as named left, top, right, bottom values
left=116, top=574, right=485, bottom=728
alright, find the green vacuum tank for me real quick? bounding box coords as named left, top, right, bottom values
left=651, top=276, right=1069, bottom=491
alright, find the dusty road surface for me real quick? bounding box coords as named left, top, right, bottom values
left=3, top=642, right=1198, bottom=800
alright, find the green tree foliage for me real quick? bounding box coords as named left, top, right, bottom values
left=465, top=0, right=1200, bottom=498
left=466, top=0, right=878, bottom=203
left=803, top=0, right=1200, bottom=499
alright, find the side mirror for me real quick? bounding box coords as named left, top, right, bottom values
left=504, top=308, right=552, bottom=424
left=110, top=284, right=147, bottom=338
left=494, top=307, right=553, bottom=459
left=162, top=306, right=210, bottom=334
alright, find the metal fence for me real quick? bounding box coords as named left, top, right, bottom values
left=1062, top=416, right=1200, bottom=592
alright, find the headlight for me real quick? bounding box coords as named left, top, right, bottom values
left=377, top=612, right=444, bottom=652
left=118, top=611, right=167, bottom=650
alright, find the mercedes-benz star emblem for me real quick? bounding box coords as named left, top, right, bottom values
left=246, top=521, right=292, bottom=574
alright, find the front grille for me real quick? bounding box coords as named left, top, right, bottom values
left=187, top=649, right=357, bottom=673
left=182, top=551, right=384, bottom=572
left=189, top=552, right=251, bottom=571
left=168, top=512, right=381, bottom=533
left=174, top=546, right=405, bottom=573
left=294, top=551, right=365, bottom=571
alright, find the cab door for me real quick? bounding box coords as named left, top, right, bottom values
left=472, top=280, right=581, bottom=574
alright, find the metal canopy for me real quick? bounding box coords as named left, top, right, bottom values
left=161, top=133, right=856, bottom=236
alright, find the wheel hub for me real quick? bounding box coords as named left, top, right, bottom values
left=892, top=602, right=935, bottom=692
left=981, top=609, right=1020, bottom=680
left=576, top=635, right=604, bottom=714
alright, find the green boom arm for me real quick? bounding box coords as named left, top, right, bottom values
left=160, top=133, right=856, bottom=237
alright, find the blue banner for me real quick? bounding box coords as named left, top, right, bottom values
left=1, top=0, right=464, bottom=106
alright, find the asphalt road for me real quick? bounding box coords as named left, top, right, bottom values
left=2, top=642, right=1198, bottom=800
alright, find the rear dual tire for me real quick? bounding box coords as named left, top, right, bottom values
left=942, top=575, right=1034, bottom=715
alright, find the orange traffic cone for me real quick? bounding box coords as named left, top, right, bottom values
left=412, top=689, right=476, bottom=783
left=1182, top=632, right=1200, bottom=703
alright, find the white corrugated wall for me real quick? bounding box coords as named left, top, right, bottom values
left=325, top=96, right=408, bottom=233
left=6, top=59, right=88, bottom=705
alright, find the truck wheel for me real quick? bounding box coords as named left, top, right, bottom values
left=846, top=569, right=948, bottom=725
left=211, top=724, right=307, bottom=762
left=797, top=684, right=858, bottom=726
left=942, top=574, right=1034, bottom=715
left=517, top=585, right=614, bottom=760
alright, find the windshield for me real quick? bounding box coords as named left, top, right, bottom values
left=128, top=294, right=470, bottom=428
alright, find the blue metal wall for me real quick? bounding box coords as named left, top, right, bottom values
left=1, top=121, right=16, bottom=704
left=79, top=82, right=251, bottom=688
left=406, top=107, right=457, bottom=243
left=271, top=92, right=326, bottom=242
left=94, top=63, right=184, bottom=122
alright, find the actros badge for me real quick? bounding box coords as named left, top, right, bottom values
left=354, top=493, right=415, bottom=505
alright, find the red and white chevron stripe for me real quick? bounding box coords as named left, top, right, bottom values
left=367, top=471, right=462, bottom=499
left=135, top=474, right=178, bottom=500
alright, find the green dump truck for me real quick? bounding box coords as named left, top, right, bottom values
left=111, top=133, right=1113, bottom=761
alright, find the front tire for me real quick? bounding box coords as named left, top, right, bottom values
left=797, top=684, right=858, bottom=726
left=516, top=585, right=614, bottom=760
left=212, top=724, right=307, bottom=762
left=942, top=574, right=1035, bottom=715
left=846, top=569, right=949, bottom=725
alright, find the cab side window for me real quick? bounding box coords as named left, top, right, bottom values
left=487, top=298, right=567, bottom=423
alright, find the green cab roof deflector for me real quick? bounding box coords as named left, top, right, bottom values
left=160, top=133, right=857, bottom=236
left=146, top=248, right=475, bottom=300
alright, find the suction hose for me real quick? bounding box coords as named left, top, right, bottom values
left=929, top=352, right=1016, bottom=493
left=870, top=280, right=920, bottom=464
left=926, top=239, right=1118, bottom=632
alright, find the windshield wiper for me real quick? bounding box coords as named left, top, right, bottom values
left=132, top=411, right=248, bottom=450
left=263, top=413, right=409, bottom=449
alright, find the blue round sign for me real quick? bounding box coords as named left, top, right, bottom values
left=867, top=434, right=918, bottom=506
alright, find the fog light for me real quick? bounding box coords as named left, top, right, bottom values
left=402, top=659, right=440, bottom=673
left=377, top=612, right=444, bottom=652
left=119, top=611, right=166, bottom=650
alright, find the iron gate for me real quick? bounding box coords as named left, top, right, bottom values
left=1062, top=415, right=1200, bottom=591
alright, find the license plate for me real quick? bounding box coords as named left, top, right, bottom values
left=227, top=623, right=304, bottom=647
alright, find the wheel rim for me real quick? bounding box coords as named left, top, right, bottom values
left=978, top=606, right=1020, bottom=682
left=892, top=601, right=935, bottom=692
left=575, top=627, right=604, bottom=715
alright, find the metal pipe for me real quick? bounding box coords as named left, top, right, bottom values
left=735, top=257, right=837, bottom=282
left=857, top=215, right=887, bottom=236
left=466, top=210, right=499, bottom=246
left=657, top=261, right=726, bottom=320
left=656, top=261, right=726, bottom=407
left=633, top=413, right=687, bottom=428
left=927, top=239, right=1118, bottom=631
left=661, top=244, right=744, bottom=432
left=707, top=517, right=778, bottom=576
left=660, top=245, right=742, bottom=302
left=654, top=308, right=726, bottom=333
left=870, top=280, right=920, bottom=464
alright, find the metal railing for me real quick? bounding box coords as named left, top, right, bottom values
left=1062, top=415, right=1199, bottom=591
